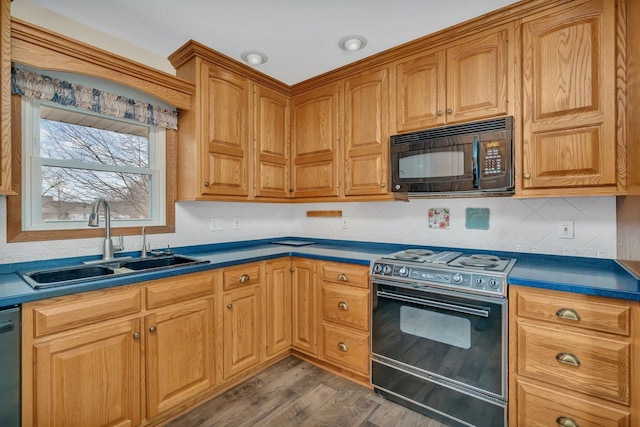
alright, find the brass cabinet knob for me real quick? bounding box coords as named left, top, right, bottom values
left=437, top=110, right=443, bottom=116
left=556, top=308, right=581, bottom=321
left=204, top=181, right=210, bottom=187
left=239, top=274, right=250, bottom=283
left=446, top=108, right=453, bottom=114
left=337, top=273, right=348, bottom=282
left=338, top=342, right=349, bottom=352
left=523, top=172, right=531, bottom=179
left=556, top=416, right=580, bottom=427
left=380, top=182, right=386, bottom=187
left=338, top=301, right=349, bottom=311
left=149, top=326, right=157, bottom=334
left=133, top=332, right=141, bottom=340
left=227, top=303, right=233, bottom=310
left=556, top=352, right=580, bottom=367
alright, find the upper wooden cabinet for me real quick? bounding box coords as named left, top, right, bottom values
left=343, top=67, right=390, bottom=196
left=170, top=44, right=290, bottom=201
left=518, top=0, right=619, bottom=195
left=254, top=85, right=291, bottom=199
left=0, top=0, right=11, bottom=195
left=201, top=64, right=251, bottom=197
left=290, top=83, right=340, bottom=198
left=393, top=26, right=512, bottom=134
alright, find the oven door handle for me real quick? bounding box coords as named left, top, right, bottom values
left=377, top=290, right=490, bottom=317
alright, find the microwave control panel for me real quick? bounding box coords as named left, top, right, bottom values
left=482, top=141, right=504, bottom=176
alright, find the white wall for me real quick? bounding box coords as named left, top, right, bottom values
left=0, top=2, right=618, bottom=264
left=0, top=196, right=617, bottom=264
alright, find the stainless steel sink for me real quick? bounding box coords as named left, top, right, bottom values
left=21, top=255, right=210, bottom=289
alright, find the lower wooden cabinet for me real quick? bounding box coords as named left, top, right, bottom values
left=265, top=259, right=292, bottom=359
left=222, top=284, right=262, bottom=379
left=32, top=319, right=142, bottom=427
left=509, top=286, right=639, bottom=426
left=145, top=298, right=215, bottom=418
left=22, top=258, right=371, bottom=425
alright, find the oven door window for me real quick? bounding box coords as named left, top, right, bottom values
left=400, top=305, right=471, bottom=349
left=372, top=285, right=505, bottom=398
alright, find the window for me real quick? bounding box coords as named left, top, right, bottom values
left=21, top=98, right=166, bottom=231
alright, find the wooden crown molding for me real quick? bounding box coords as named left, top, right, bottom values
left=10, top=18, right=194, bottom=110
left=169, top=39, right=290, bottom=94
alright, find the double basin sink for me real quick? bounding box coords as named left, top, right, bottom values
left=21, top=254, right=210, bottom=289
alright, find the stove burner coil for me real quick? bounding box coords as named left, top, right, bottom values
left=458, top=254, right=500, bottom=268
left=404, top=249, right=435, bottom=256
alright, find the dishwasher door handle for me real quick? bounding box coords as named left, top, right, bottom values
left=0, top=319, right=15, bottom=334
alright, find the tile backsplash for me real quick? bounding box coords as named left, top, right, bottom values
left=0, top=196, right=616, bottom=264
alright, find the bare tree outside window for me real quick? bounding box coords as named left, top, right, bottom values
left=39, top=112, right=151, bottom=222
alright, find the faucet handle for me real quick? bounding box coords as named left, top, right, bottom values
left=114, top=235, right=125, bottom=252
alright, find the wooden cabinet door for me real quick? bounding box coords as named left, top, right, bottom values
left=447, top=28, right=510, bottom=123
left=33, top=320, right=141, bottom=427
left=254, top=84, right=290, bottom=198
left=291, top=83, right=340, bottom=197
left=201, top=63, right=250, bottom=196
left=343, top=68, right=390, bottom=196
left=394, top=50, right=446, bottom=133
left=265, top=259, right=292, bottom=358
left=223, top=285, right=261, bottom=379
left=0, top=0, right=11, bottom=195
left=145, top=298, right=215, bottom=418
left=521, top=0, right=616, bottom=191
left=291, top=258, right=317, bottom=355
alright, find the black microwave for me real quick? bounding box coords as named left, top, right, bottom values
left=391, top=117, right=514, bottom=195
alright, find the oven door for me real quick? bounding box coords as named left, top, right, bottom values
left=371, top=281, right=507, bottom=399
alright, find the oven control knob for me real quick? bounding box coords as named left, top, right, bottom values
left=398, top=267, right=409, bottom=277
left=489, top=279, right=499, bottom=288
left=452, top=273, right=463, bottom=283
left=475, top=277, right=484, bottom=287
left=373, top=263, right=383, bottom=273
left=383, top=265, right=392, bottom=274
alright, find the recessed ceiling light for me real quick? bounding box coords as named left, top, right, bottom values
left=241, top=50, right=268, bottom=65
left=338, top=35, right=367, bottom=52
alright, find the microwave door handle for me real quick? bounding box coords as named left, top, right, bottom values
left=472, top=136, right=480, bottom=189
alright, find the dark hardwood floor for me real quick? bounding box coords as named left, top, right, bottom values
left=166, top=356, right=448, bottom=427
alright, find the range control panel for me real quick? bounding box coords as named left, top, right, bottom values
left=371, top=261, right=506, bottom=297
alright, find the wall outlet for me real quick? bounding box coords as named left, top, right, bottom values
left=341, top=217, right=349, bottom=229
left=558, top=220, right=574, bottom=239
left=209, top=218, right=222, bottom=231
left=232, top=217, right=241, bottom=230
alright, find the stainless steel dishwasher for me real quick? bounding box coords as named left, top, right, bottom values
left=0, top=306, right=20, bottom=427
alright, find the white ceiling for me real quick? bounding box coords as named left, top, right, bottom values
left=27, top=0, right=520, bottom=85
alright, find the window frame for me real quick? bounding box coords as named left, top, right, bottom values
left=21, top=97, right=166, bottom=231
left=7, top=94, right=176, bottom=243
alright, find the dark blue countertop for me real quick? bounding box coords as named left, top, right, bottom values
left=0, top=237, right=638, bottom=307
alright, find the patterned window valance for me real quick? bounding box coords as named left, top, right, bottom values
left=11, top=67, right=178, bottom=130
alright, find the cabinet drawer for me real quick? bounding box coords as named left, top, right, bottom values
left=30, top=285, right=142, bottom=338
left=223, top=263, right=261, bottom=290
left=321, top=262, right=368, bottom=288
left=516, top=380, right=629, bottom=427
left=515, top=288, right=630, bottom=336
left=322, top=322, right=369, bottom=375
left=322, top=283, right=369, bottom=331
left=517, top=323, right=630, bottom=405
left=146, top=271, right=215, bottom=309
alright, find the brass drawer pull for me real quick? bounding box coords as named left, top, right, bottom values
left=337, top=273, right=348, bottom=282
left=227, top=304, right=233, bottom=310
left=556, top=416, right=580, bottom=427
left=239, top=274, right=250, bottom=283
left=556, top=352, right=580, bottom=367
left=338, top=301, right=349, bottom=311
left=338, top=342, right=348, bottom=352
left=556, top=308, right=581, bottom=321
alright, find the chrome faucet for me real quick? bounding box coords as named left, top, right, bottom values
left=88, top=197, right=124, bottom=261
left=141, top=226, right=148, bottom=258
